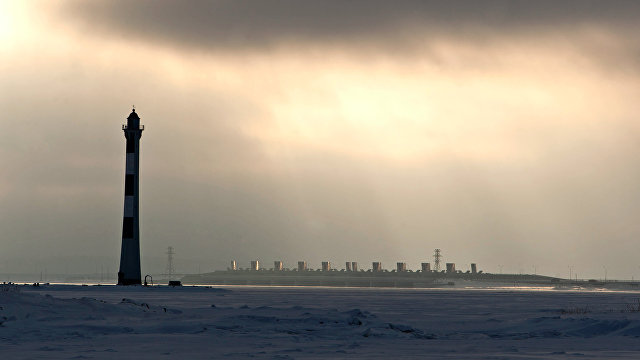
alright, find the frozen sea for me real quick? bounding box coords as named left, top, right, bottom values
left=2, top=284, right=640, bottom=359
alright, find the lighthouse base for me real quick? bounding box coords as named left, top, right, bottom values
left=117, top=272, right=141, bottom=286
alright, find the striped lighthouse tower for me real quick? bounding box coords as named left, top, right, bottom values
left=118, top=108, right=144, bottom=285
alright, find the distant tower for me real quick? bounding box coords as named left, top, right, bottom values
left=446, top=263, right=456, bottom=273
left=372, top=262, right=383, bottom=272
left=250, top=260, right=259, bottom=271
left=165, top=246, right=175, bottom=277
left=396, top=262, right=407, bottom=272
left=433, top=249, right=442, bottom=272
left=297, top=261, right=307, bottom=271
left=117, top=108, right=144, bottom=285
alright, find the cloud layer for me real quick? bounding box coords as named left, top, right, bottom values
left=63, top=0, right=640, bottom=50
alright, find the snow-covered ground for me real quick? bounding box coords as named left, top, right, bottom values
left=2, top=284, right=640, bottom=359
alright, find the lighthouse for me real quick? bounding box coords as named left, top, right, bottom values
left=118, top=108, right=144, bottom=285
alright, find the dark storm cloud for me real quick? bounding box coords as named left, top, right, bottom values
left=62, top=0, right=640, bottom=51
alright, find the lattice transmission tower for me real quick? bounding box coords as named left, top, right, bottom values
left=433, top=249, right=442, bottom=272
left=165, top=246, right=175, bottom=277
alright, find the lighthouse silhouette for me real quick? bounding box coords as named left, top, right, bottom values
left=118, top=108, right=144, bottom=285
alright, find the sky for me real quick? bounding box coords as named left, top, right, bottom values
left=1, top=1, right=640, bottom=279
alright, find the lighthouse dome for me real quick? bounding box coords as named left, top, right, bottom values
left=127, top=109, right=140, bottom=121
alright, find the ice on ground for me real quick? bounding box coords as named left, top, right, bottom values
left=2, top=284, right=640, bottom=359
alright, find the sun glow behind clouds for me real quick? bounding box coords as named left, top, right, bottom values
left=0, top=1, right=22, bottom=49
left=245, top=43, right=620, bottom=164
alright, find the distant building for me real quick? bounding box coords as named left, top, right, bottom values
left=396, top=262, right=407, bottom=272
left=274, top=261, right=283, bottom=271
left=372, top=262, right=383, bottom=272
left=250, top=260, right=259, bottom=271
left=471, top=263, right=477, bottom=274
left=421, top=262, right=431, bottom=272
left=351, top=262, right=358, bottom=272
left=345, top=262, right=352, bottom=271
left=230, top=260, right=237, bottom=271
left=322, top=261, right=331, bottom=271
left=446, top=263, right=456, bottom=273
left=297, top=261, right=307, bottom=271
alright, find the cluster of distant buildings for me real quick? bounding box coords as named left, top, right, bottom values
left=229, top=260, right=481, bottom=274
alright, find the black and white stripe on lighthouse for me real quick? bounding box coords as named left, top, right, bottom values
left=118, top=108, right=144, bottom=285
